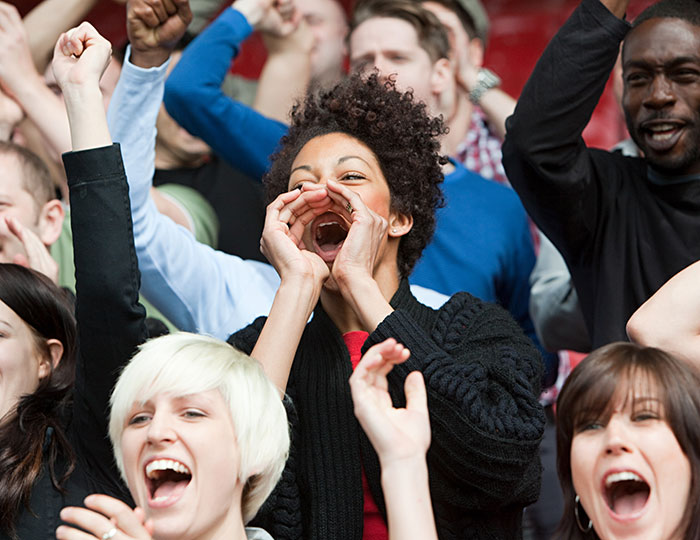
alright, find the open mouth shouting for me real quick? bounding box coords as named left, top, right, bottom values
left=144, top=458, right=192, bottom=508
left=603, top=470, right=650, bottom=520
left=640, top=120, right=686, bottom=153
left=311, top=212, right=349, bottom=263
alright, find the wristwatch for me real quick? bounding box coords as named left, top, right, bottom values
left=468, top=68, right=501, bottom=105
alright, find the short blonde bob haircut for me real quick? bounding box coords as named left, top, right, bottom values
left=109, top=332, right=289, bottom=523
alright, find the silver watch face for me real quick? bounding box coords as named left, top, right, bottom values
left=477, top=68, right=501, bottom=89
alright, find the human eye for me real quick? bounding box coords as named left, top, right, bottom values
left=631, top=409, right=660, bottom=422
left=289, top=180, right=312, bottom=192
left=579, top=422, right=603, bottom=432
left=128, top=413, right=151, bottom=426
left=183, top=409, right=207, bottom=419
left=672, top=67, right=700, bottom=83
left=625, top=71, right=649, bottom=86
left=340, top=172, right=366, bottom=182
left=575, top=416, right=605, bottom=433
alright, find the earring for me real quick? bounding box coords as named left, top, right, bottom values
left=574, top=495, right=593, bottom=533
left=391, top=228, right=397, bottom=233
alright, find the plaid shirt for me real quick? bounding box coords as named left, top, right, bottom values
left=454, top=107, right=509, bottom=186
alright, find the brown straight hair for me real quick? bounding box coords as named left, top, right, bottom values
left=555, top=342, right=700, bottom=540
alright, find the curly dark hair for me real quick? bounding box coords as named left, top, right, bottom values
left=263, top=72, right=447, bottom=278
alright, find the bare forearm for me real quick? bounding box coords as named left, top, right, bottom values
left=381, top=458, right=438, bottom=540
left=341, top=277, right=394, bottom=333
left=11, top=74, right=72, bottom=155
left=477, top=88, right=515, bottom=140
left=251, top=278, right=318, bottom=395
left=24, top=0, right=100, bottom=72
left=627, top=261, right=700, bottom=368
left=253, top=49, right=310, bottom=123
left=64, top=86, right=112, bottom=151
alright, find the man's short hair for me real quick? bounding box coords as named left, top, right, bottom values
left=421, top=0, right=489, bottom=43
left=350, top=0, right=450, bottom=63
left=0, top=142, right=54, bottom=208
left=633, top=0, right=700, bottom=29
left=109, top=332, right=290, bottom=524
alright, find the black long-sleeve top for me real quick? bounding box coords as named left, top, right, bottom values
left=502, top=0, right=700, bottom=348
left=231, top=281, right=545, bottom=540
left=4, top=145, right=147, bottom=540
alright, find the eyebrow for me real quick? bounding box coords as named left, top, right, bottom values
left=624, top=56, right=700, bottom=70
left=290, top=155, right=372, bottom=175
left=338, top=155, right=371, bottom=167
left=290, top=164, right=312, bottom=175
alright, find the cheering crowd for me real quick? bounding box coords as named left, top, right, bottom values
left=0, top=0, right=699, bottom=538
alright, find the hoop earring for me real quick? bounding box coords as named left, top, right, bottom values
left=574, top=494, right=593, bottom=533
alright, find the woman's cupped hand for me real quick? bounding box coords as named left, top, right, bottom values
left=260, top=186, right=331, bottom=288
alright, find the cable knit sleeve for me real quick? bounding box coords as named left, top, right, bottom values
left=364, top=292, right=545, bottom=511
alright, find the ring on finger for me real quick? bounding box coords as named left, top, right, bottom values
left=346, top=202, right=354, bottom=214
left=102, top=527, right=117, bottom=540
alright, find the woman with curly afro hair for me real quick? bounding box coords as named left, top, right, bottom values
left=226, top=71, right=546, bottom=540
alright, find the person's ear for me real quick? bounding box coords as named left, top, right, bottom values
left=37, top=199, right=65, bottom=247
left=37, top=338, right=64, bottom=379
left=467, top=37, right=484, bottom=68
left=430, top=57, right=452, bottom=96
left=388, top=212, right=413, bottom=238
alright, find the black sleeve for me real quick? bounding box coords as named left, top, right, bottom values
left=63, top=144, right=148, bottom=495
left=363, top=294, right=546, bottom=510
left=501, top=0, right=629, bottom=259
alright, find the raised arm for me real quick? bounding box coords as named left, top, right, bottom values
left=254, top=15, right=313, bottom=123
left=163, top=0, right=288, bottom=179
left=54, top=22, right=148, bottom=489
left=108, top=0, right=280, bottom=338
left=23, top=0, right=106, bottom=74
left=627, top=260, right=700, bottom=368
left=501, top=0, right=630, bottom=252
left=0, top=3, right=72, bottom=175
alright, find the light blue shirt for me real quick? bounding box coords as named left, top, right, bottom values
left=107, top=48, right=447, bottom=340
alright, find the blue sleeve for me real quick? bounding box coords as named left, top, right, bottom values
left=107, top=49, right=281, bottom=340
left=163, top=7, right=288, bottom=180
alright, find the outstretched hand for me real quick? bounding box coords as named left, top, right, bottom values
left=350, top=338, right=431, bottom=466
left=126, top=0, right=192, bottom=68
left=56, top=494, right=154, bottom=540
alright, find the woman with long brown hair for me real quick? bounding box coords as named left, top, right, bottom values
left=556, top=343, right=700, bottom=540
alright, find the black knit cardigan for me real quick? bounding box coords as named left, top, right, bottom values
left=230, top=279, right=545, bottom=540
